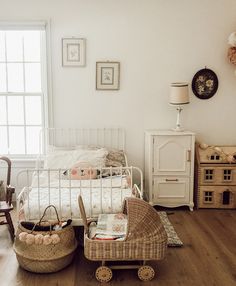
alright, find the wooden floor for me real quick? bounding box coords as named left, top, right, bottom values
left=0, top=209, right=236, bottom=286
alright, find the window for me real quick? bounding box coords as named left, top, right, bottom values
left=209, top=153, right=220, bottom=161
left=204, top=191, right=213, bottom=203
left=204, top=169, right=214, bottom=181
left=223, top=169, right=232, bottom=181
left=0, top=23, right=48, bottom=158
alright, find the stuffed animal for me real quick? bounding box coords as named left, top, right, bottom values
left=69, top=161, right=98, bottom=180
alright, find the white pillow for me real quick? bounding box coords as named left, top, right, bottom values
left=44, top=148, right=108, bottom=169
left=47, top=145, right=76, bottom=152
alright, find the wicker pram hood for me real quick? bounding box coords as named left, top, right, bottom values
left=123, top=198, right=167, bottom=242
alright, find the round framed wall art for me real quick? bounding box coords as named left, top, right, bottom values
left=191, top=68, right=218, bottom=99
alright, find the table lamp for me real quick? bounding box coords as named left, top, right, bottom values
left=169, top=82, right=189, bottom=132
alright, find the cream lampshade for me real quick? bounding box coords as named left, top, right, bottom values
left=169, top=82, right=189, bottom=131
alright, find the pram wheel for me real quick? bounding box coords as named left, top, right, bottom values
left=138, top=265, right=155, bottom=281
left=95, top=266, right=113, bottom=282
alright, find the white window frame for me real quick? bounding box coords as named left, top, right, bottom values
left=0, top=21, right=52, bottom=160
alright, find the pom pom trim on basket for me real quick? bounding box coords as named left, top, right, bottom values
left=19, top=231, right=61, bottom=245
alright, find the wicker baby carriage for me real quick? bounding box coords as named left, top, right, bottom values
left=78, top=196, right=167, bottom=282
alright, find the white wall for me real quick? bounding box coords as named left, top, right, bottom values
left=1, top=0, right=236, bottom=174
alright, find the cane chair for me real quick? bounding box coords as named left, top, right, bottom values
left=0, top=156, right=15, bottom=240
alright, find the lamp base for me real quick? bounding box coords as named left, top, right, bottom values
left=172, top=126, right=185, bottom=132
left=172, top=106, right=185, bottom=132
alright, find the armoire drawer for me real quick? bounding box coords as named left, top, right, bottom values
left=152, top=176, right=190, bottom=203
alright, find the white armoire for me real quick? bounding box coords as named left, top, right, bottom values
left=144, top=130, right=195, bottom=211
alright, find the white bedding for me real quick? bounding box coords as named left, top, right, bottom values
left=18, top=145, right=138, bottom=223
left=20, top=176, right=134, bottom=222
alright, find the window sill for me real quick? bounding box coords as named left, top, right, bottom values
left=11, top=157, right=38, bottom=163
left=0, top=157, right=43, bottom=168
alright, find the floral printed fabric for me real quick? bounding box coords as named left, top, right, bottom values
left=105, top=150, right=126, bottom=167
left=92, top=213, right=127, bottom=240
left=158, top=212, right=183, bottom=247
left=101, top=150, right=127, bottom=177
left=20, top=176, right=133, bottom=222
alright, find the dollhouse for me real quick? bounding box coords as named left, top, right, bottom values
left=194, top=142, right=236, bottom=209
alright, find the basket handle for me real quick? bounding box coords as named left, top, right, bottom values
left=78, top=196, right=89, bottom=234
left=26, top=205, right=60, bottom=234
left=29, top=205, right=60, bottom=234
left=38, top=204, right=60, bottom=225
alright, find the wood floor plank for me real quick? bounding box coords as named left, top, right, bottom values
left=0, top=209, right=235, bottom=286
left=167, top=210, right=236, bottom=286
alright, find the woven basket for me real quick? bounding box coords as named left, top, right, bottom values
left=79, top=196, right=167, bottom=261
left=13, top=205, right=77, bottom=273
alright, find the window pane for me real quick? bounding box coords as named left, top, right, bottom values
left=0, top=96, right=7, bottom=124
left=23, top=31, right=41, bottom=62
left=0, top=27, right=46, bottom=157
left=8, top=96, right=24, bottom=124
left=26, top=126, right=41, bottom=154
left=0, top=32, right=6, bottom=61
left=0, top=64, right=6, bottom=92
left=9, top=126, right=25, bottom=154
left=25, top=96, right=42, bottom=125
left=0, top=126, right=8, bottom=154
left=25, top=63, right=41, bottom=92
left=7, top=63, right=24, bottom=92
left=6, top=31, right=23, bottom=62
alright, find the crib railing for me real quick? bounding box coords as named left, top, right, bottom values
left=17, top=166, right=143, bottom=225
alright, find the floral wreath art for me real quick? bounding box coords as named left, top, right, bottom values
left=227, top=32, right=236, bottom=75
left=192, top=68, right=218, bottom=100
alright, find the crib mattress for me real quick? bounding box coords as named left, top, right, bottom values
left=19, top=176, right=134, bottom=222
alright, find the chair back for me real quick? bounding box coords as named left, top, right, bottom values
left=0, top=180, right=5, bottom=201
left=0, top=156, right=11, bottom=186
left=0, top=156, right=13, bottom=204
left=0, top=156, right=15, bottom=240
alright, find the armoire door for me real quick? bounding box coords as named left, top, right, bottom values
left=153, top=135, right=192, bottom=176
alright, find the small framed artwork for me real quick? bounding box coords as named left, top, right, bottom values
left=192, top=68, right=218, bottom=99
left=96, top=61, right=120, bottom=90
left=62, top=38, right=85, bottom=66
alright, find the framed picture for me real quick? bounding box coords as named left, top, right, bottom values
left=192, top=68, right=218, bottom=99
left=62, top=38, right=85, bottom=66
left=96, top=61, right=120, bottom=90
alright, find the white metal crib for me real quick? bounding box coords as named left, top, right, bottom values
left=16, top=128, right=143, bottom=225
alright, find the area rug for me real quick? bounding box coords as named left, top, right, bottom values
left=158, top=212, right=183, bottom=247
